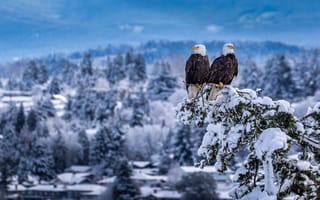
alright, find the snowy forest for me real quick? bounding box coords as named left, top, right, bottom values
left=0, top=40, right=319, bottom=200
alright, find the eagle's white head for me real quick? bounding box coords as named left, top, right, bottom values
left=192, top=44, right=206, bottom=56
left=222, top=43, right=235, bottom=56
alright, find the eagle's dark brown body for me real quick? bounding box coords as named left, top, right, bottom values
left=207, top=54, right=238, bottom=85
left=185, top=54, right=210, bottom=87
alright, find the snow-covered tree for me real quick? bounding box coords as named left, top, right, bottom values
left=21, top=60, right=39, bottom=90
left=177, top=86, right=320, bottom=199
left=77, top=130, right=90, bottom=165
left=105, top=55, right=126, bottom=85
left=15, top=104, right=25, bottom=134
left=90, top=125, right=125, bottom=176
left=26, top=109, right=38, bottom=132
left=147, top=61, right=178, bottom=101
left=6, top=78, right=19, bottom=90
left=80, top=53, right=93, bottom=76
left=35, top=98, right=56, bottom=120
left=112, top=158, right=140, bottom=200
left=128, top=54, right=147, bottom=83
left=171, top=123, right=194, bottom=166
left=30, top=139, right=55, bottom=183
left=48, top=77, right=61, bottom=94
left=263, top=55, right=296, bottom=100
left=52, top=130, right=67, bottom=173
left=38, top=64, right=49, bottom=84
left=239, top=59, right=263, bottom=89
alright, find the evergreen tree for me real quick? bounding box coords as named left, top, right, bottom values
left=125, top=51, right=134, bottom=65
left=78, top=130, right=90, bottom=165
left=35, top=98, right=56, bottom=120
left=27, top=109, right=38, bottom=131
left=90, top=125, right=125, bottom=176
left=158, top=129, right=176, bottom=174
left=128, top=54, right=147, bottom=83
left=38, top=64, right=49, bottom=84
left=62, top=62, right=76, bottom=86
left=112, top=158, right=140, bottom=200
left=15, top=103, right=25, bottom=134
left=0, top=154, right=11, bottom=195
left=263, top=55, right=295, bottom=100
left=49, top=77, right=61, bottom=94
left=80, top=53, right=93, bottom=76
left=105, top=54, right=126, bottom=85
left=147, top=61, right=178, bottom=101
left=239, top=59, right=263, bottom=89
left=0, top=105, right=19, bottom=174
left=52, top=130, right=67, bottom=173
left=17, top=127, right=32, bottom=184
left=309, top=49, right=320, bottom=94
left=6, top=78, right=19, bottom=90
left=172, top=123, right=194, bottom=166
left=31, top=139, right=55, bottom=183
left=129, top=88, right=150, bottom=127
left=22, top=60, right=39, bottom=90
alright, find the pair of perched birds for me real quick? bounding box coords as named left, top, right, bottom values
left=185, top=43, right=238, bottom=100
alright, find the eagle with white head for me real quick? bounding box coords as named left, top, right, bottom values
left=207, top=43, right=238, bottom=100
left=185, top=44, right=210, bottom=99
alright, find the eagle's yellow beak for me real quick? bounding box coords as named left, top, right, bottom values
left=192, top=46, right=199, bottom=50
left=228, top=45, right=234, bottom=49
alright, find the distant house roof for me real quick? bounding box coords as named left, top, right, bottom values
left=65, top=165, right=92, bottom=173
left=57, top=172, right=93, bottom=185
left=131, top=170, right=167, bottom=182
left=97, top=176, right=116, bottom=185
left=140, top=186, right=181, bottom=199
left=24, top=184, right=105, bottom=195
left=152, top=190, right=182, bottom=199
left=7, top=184, right=26, bottom=192
left=180, top=166, right=233, bottom=174
left=131, top=161, right=153, bottom=168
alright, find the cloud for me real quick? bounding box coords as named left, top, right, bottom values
left=239, top=12, right=277, bottom=28
left=119, top=24, right=144, bottom=33
left=0, top=0, right=63, bottom=22
left=206, top=24, right=222, bottom=33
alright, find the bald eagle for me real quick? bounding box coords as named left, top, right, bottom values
left=185, top=44, right=210, bottom=99
left=207, top=43, right=238, bottom=100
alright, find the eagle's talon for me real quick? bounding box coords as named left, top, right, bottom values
left=219, top=82, right=224, bottom=88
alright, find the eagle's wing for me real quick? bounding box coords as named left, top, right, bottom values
left=208, top=56, right=224, bottom=84
left=234, top=56, right=238, bottom=76
left=185, top=56, right=194, bottom=84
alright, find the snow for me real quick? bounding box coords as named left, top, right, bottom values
left=254, top=128, right=288, bottom=159
left=52, top=94, right=68, bottom=103
left=131, top=161, right=152, bottom=168
left=180, top=166, right=218, bottom=173
left=85, top=128, right=98, bottom=138
left=57, top=172, right=92, bottom=184
left=254, top=128, right=288, bottom=196
left=198, top=123, right=224, bottom=158
left=140, top=186, right=181, bottom=199
left=131, top=170, right=167, bottom=181
left=296, top=160, right=311, bottom=171
left=7, top=184, right=26, bottom=191
left=65, top=165, right=91, bottom=173
left=152, top=190, right=182, bottom=199
left=25, top=184, right=105, bottom=194
left=244, top=187, right=276, bottom=200
left=97, top=176, right=116, bottom=185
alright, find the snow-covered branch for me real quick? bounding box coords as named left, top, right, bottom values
left=176, top=86, right=320, bottom=199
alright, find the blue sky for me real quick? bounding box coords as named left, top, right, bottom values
left=0, top=0, right=319, bottom=61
